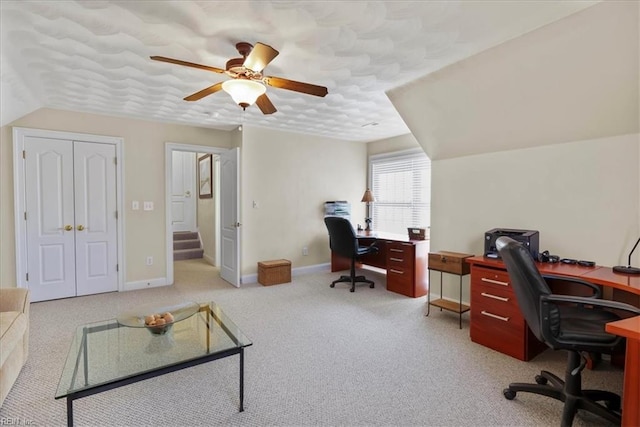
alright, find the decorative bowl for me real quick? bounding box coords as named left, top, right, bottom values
left=117, top=301, right=200, bottom=335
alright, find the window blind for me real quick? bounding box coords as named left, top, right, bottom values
left=369, top=150, right=431, bottom=234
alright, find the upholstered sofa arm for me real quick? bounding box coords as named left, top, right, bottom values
left=0, top=288, right=30, bottom=315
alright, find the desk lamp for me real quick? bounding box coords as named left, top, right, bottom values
left=613, top=236, right=640, bottom=274
left=361, top=189, right=375, bottom=231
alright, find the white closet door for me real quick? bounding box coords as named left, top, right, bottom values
left=219, top=148, right=240, bottom=287
left=74, top=141, right=118, bottom=296
left=24, top=137, right=76, bottom=301
left=171, top=151, right=196, bottom=232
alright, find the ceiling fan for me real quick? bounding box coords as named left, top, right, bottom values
left=151, top=42, right=328, bottom=115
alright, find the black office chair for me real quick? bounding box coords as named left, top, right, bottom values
left=496, top=236, right=640, bottom=426
left=324, top=216, right=379, bottom=292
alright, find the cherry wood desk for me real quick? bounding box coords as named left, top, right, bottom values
left=466, top=256, right=640, bottom=426
left=330, top=231, right=429, bottom=298
left=606, top=316, right=640, bottom=427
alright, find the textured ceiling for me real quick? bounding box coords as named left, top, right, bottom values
left=0, top=1, right=597, bottom=142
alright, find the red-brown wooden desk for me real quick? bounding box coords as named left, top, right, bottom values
left=466, top=256, right=640, bottom=426
left=606, top=316, right=640, bottom=427
left=330, top=232, right=429, bottom=298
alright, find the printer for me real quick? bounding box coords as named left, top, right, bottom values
left=484, top=228, right=540, bottom=259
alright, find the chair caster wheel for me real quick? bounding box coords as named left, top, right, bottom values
left=369, top=284, right=374, bottom=288
left=503, top=389, right=516, bottom=400
left=535, top=375, right=548, bottom=385
left=330, top=284, right=335, bottom=288
left=350, top=288, right=355, bottom=292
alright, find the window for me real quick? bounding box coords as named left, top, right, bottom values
left=369, top=149, right=431, bottom=234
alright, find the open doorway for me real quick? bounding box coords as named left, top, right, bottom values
left=165, top=143, right=236, bottom=286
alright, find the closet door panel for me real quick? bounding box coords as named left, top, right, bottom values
left=24, top=137, right=76, bottom=301
left=74, top=141, right=118, bottom=296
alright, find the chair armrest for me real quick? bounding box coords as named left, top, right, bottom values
left=367, top=242, right=379, bottom=254
left=0, top=288, right=30, bottom=314
left=541, top=294, right=640, bottom=316
left=541, top=274, right=602, bottom=298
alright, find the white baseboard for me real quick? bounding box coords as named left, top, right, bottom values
left=240, top=262, right=331, bottom=285
left=293, top=263, right=331, bottom=276
left=202, top=254, right=215, bottom=266
left=124, top=277, right=169, bottom=291
left=242, top=273, right=258, bottom=284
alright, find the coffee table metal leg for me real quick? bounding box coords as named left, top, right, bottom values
left=67, top=397, right=74, bottom=427
left=239, top=348, right=245, bottom=412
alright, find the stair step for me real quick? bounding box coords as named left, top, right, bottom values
left=173, top=232, right=198, bottom=241
left=173, top=248, right=204, bottom=261
left=174, top=239, right=201, bottom=250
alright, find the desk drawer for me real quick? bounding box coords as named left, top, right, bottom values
left=471, top=266, right=513, bottom=294
left=387, top=242, right=414, bottom=257
left=471, top=286, right=523, bottom=328
left=470, top=313, right=527, bottom=360
left=387, top=265, right=414, bottom=296
left=387, top=249, right=413, bottom=269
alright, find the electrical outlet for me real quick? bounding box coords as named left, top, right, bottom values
left=146, top=256, right=153, bottom=265
left=302, top=246, right=309, bottom=256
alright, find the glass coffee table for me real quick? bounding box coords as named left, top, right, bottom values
left=55, top=301, right=252, bottom=427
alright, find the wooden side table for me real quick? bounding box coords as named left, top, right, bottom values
left=426, top=251, right=474, bottom=328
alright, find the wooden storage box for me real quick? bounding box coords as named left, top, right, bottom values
left=428, top=251, right=473, bottom=275
left=258, top=259, right=291, bottom=286
left=408, top=227, right=428, bottom=240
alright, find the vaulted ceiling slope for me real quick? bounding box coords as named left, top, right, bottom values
left=388, top=1, right=639, bottom=160
left=0, top=1, right=598, bottom=142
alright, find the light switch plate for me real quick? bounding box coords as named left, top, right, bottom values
left=143, top=201, right=154, bottom=211
left=132, top=200, right=139, bottom=210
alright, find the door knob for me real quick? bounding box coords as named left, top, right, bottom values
left=185, top=190, right=191, bottom=197
left=77, top=225, right=85, bottom=231
left=64, top=225, right=73, bottom=231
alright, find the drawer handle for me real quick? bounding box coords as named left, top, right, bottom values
left=389, top=269, right=404, bottom=274
left=481, top=277, right=509, bottom=286
left=481, top=292, right=509, bottom=302
left=481, top=311, right=510, bottom=322
left=389, top=257, right=404, bottom=262
left=390, top=248, right=403, bottom=253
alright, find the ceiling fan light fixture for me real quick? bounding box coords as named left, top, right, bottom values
left=222, top=79, right=266, bottom=109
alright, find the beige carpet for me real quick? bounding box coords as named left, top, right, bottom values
left=0, top=259, right=621, bottom=426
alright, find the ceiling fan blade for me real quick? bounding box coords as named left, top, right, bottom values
left=184, top=82, right=223, bottom=101
left=255, top=94, right=277, bottom=115
left=243, top=42, right=279, bottom=73
left=150, top=56, right=225, bottom=74
left=264, top=76, right=328, bottom=97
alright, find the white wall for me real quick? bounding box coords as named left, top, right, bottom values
left=240, top=126, right=367, bottom=276
left=431, top=133, right=639, bottom=302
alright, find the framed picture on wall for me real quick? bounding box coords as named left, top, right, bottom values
left=198, top=154, right=213, bottom=199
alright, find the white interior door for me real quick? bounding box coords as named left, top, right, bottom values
left=74, top=142, right=118, bottom=296
left=23, top=137, right=118, bottom=301
left=171, top=151, right=196, bottom=233
left=24, top=137, right=77, bottom=301
left=219, top=147, right=240, bottom=287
